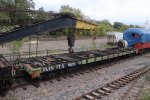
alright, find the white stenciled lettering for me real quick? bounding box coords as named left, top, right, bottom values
left=43, top=64, right=65, bottom=72
left=61, top=64, right=65, bottom=69
left=68, top=63, right=76, bottom=67
left=50, top=66, right=54, bottom=70
left=58, top=65, right=61, bottom=69
left=78, top=61, right=82, bottom=64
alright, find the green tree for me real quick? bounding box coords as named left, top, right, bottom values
left=0, top=0, right=35, bottom=25
left=60, top=5, right=84, bottom=19
left=36, top=7, right=47, bottom=20
left=62, top=28, right=69, bottom=36
left=113, top=22, right=129, bottom=32
left=60, top=5, right=73, bottom=12
left=8, top=39, right=24, bottom=53
left=73, top=8, right=84, bottom=19
left=95, top=20, right=113, bottom=36
left=8, top=39, right=25, bottom=60
left=135, top=25, right=141, bottom=28
left=113, top=22, right=124, bottom=31
left=129, top=24, right=135, bottom=28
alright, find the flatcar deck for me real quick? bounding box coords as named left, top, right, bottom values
left=15, top=48, right=136, bottom=78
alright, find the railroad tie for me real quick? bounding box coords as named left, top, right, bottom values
left=101, top=87, right=112, bottom=93
left=56, top=78, right=61, bottom=81
left=112, top=82, right=122, bottom=87
left=123, top=77, right=133, bottom=81
left=69, top=75, right=74, bottom=77
left=79, top=72, right=85, bottom=74
left=78, top=98, right=87, bottom=100
left=85, top=71, right=90, bottom=73
left=107, top=84, right=118, bottom=89
left=63, top=76, right=67, bottom=79
left=74, top=73, right=80, bottom=76
left=89, top=69, right=94, bottom=72
left=97, top=89, right=109, bottom=95
left=98, top=67, right=103, bottom=69
left=84, top=94, right=94, bottom=99
left=125, top=75, right=134, bottom=78
left=91, top=92, right=100, bottom=96
left=116, top=80, right=127, bottom=85
left=48, top=80, right=53, bottom=83
left=119, top=78, right=129, bottom=83
left=93, top=68, right=99, bottom=70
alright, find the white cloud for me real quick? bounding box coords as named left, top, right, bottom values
left=34, top=0, right=150, bottom=26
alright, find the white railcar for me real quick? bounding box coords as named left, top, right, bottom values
left=106, top=32, right=123, bottom=45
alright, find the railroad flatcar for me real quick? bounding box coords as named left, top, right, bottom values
left=14, top=48, right=136, bottom=79
left=117, top=28, right=150, bottom=53
left=0, top=55, right=12, bottom=96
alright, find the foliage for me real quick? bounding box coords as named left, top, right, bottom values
left=0, top=0, right=35, bottom=24
left=81, top=30, right=90, bottom=36
left=80, top=44, right=87, bottom=50
left=60, top=5, right=84, bottom=19
left=8, top=39, right=25, bottom=53
left=0, top=2, right=143, bottom=37
left=138, top=73, right=150, bottom=100
left=50, top=31, right=61, bottom=37
left=95, top=20, right=113, bottom=36
left=146, top=74, right=150, bottom=82
left=36, top=7, right=48, bottom=20
left=140, top=93, right=150, bottom=100
left=91, top=42, right=97, bottom=50
left=135, top=25, right=141, bottom=28
left=113, top=22, right=141, bottom=32
left=62, top=29, right=69, bottom=36
left=113, top=22, right=123, bottom=31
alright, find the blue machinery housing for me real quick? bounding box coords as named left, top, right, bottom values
left=123, top=28, right=150, bottom=47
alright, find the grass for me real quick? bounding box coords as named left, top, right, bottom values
left=91, top=42, right=97, bottom=50
left=139, top=73, right=150, bottom=100
left=140, top=92, right=150, bottom=100
left=80, top=44, right=87, bottom=50
left=146, top=74, right=150, bottom=82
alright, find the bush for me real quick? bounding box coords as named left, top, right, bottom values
left=140, top=93, right=150, bottom=100
left=91, top=42, right=97, bottom=50
left=139, top=73, right=150, bottom=100
left=145, top=74, right=150, bottom=82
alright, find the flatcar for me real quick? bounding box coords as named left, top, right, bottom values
left=0, top=55, right=12, bottom=96
left=14, top=48, right=136, bottom=79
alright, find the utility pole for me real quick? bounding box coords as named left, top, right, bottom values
left=144, top=20, right=149, bottom=29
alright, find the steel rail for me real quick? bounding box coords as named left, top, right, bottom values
left=74, top=65, right=150, bottom=100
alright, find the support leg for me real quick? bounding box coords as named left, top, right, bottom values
left=67, top=29, right=76, bottom=54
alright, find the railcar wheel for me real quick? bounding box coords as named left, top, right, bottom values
left=0, top=90, right=7, bottom=97
left=68, top=47, right=74, bottom=54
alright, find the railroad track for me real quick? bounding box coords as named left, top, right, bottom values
left=74, top=65, right=150, bottom=100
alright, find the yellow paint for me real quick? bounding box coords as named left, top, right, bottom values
left=76, top=20, right=97, bottom=29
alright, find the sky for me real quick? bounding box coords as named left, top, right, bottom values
left=34, top=0, right=150, bottom=26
